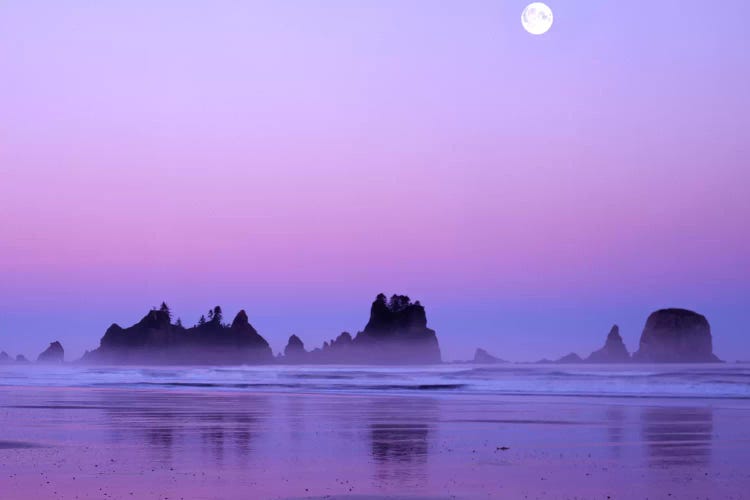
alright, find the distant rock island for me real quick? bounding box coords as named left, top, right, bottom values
left=585, top=325, right=630, bottom=363
left=1, top=303, right=724, bottom=365
left=283, top=334, right=307, bottom=362
left=557, top=352, right=584, bottom=364
left=473, top=348, right=506, bottom=364
left=1, top=351, right=32, bottom=364
left=540, top=309, right=722, bottom=364
left=633, top=308, right=720, bottom=363
left=37, top=341, right=65, bottom=363
left=280, top=294, right=442, bottom=364
left=77, top=294, right=441, bottom=365
left=82, top=304, right=273, bottom=365
left=345, top=294, right=441, bottom=364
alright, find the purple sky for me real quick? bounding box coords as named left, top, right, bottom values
left=1, top=1, right=749, bottom=361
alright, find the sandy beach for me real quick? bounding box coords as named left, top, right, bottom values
left=1, top=367, right=748, bottom=499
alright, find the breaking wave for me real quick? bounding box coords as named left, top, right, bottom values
left=1, top=364, right=749, bottom=399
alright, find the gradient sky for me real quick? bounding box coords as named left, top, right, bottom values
left=1, top=1, right=749, bottom=361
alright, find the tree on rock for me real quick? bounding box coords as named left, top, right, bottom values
left=159, top=302, right=172, bottom=320
left=211, top=306, right=223, bottom=325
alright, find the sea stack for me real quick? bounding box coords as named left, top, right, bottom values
left=294, top=294, right=442, bottom=364
left=37, top=341, right=65, bottom=363
left=585, top=325, right=630, bottom=363
left=557, top=352, right=583, bottom=364
left=352, top=294, right=441, bottom=364
left=283, top=335, right=307, bottom=362
left=473, top=348, right=505, bottom=364
left=633, top=309, right=721, bottom=363
left=310, top=332, right=355, bottom=363
left=83, top=304, right=274, bottom=365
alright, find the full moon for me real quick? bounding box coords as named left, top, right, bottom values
left=521, top=2, right=554, bottom=35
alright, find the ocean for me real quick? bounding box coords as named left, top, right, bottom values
left=2, top=362, right=749, bottom=400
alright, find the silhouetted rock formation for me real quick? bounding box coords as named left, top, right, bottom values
left=15, top=354, right=29, bottom=363
left=473, top=348, right=506, bottom=364
left=37, top=341, right=64, bottom=363
left=585, top=325, right=630, bottom=363
left=329, top=331, right=353, bottom=350
left=557, top=352, right=583, bottom=363
left=283, top=335, right=306, bottom=362
left=304, top=331, right=356, bottom=363
left=633, top=309, right=721, bottom=363
left=280, top=294, right=441, bottom=364
left=83, top=303, right=273, bottom=365
left=352, top=294, right=441, bottom=364
left=0, top=351, right=11, bottom=364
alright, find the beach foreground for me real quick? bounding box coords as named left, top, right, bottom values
left=0, top=365, right=748, bottom=499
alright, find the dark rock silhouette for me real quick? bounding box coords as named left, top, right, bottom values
left=585, top=325, right=630, bottom=363
left=283, top=335, right=306, bottom=362
left=556, top=352, right=583, bottom=363
left=82, top=295, right=440, bottom=365
left=0, top=351, right=11, bottom=364
left=224, top=309, right=272, bottom=352
left=633, top=309, right=720, bottom=363
left=83, top=303, right=273, bottom=365
left=305, top=331, right=355, bottom=363
left=15, top=354, right=29, bottom=363
left=37, top=341, right=65, bottom=363
left=351, top=294, right=441, bottom=364
left=281, top=294, right=441, bottom=364
left=329, top=331, right=353, bottom=350
left=473, top=348, right=506, bottom=364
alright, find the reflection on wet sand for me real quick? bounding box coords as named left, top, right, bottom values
left=367, top=398, right=437, bottom=487
left=641, top=406, right=713, bottom=467
left=1, top=385, right=748, bottom=499
left=100, top=391, right=270, bottom=466
left=98, top=390, right=441, bottom=486
left=371, top=423, right=429, bottom=463
left=93, top=393, right=718, bottom=482
left=605, top=406, right=626, bottom=459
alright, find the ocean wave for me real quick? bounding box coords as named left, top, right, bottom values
left=1, top=364, right=749, bottom=400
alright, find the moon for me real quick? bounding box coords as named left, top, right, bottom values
left=521, top=2, right=554, bottom=35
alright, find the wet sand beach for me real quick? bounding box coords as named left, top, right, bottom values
left=1, top=370, right=749, bottom=499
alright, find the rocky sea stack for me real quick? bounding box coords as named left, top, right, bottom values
left=586, top=325, right=630, bottom=363
left=633, top=308, right=720, bottom=363
left=283, top=335, right=306, bottom=362
left=352, top=294, right=441, bottom=363
left=281, top=294, right=441, bottom=364
left=473, top=348, right=505, bottom=364
left=81, top=295, right=441, bottom=365
left=37, top=341, right=65, bottom=363
left=83, top=303, right=273, bottom=365
left=557, top=352, right=583, bottom=364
